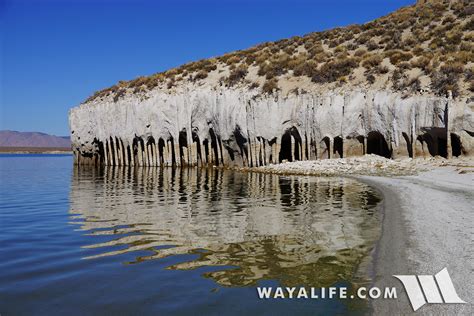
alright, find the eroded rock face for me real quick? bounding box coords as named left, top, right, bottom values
left=69, top=87, right=474, bottom=166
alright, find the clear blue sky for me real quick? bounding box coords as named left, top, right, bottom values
left=1, top=0, right=415, bottom=136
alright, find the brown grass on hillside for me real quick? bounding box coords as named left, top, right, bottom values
left=84, top=0, right=474, bottom=103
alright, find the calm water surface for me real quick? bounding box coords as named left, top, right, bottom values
left=0, top=154, right=381, bottom=315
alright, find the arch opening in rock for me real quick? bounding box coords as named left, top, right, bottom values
left=279, top=130, right=292, bottom=162
left=217, top=136, right=225, bottom=165
left=158, top=138, right=165, bottom=165
left=367, top=131, right=391, bottom=158
left=223, top=140, right=235, bottom=161
left=147, top=136, right=156, bottom=165
left=279, top=127, right=302, bottom=162
left=292, top=128, right=302, bottom=161
left=209, top=128, right=219, bottom=166
left=96, top=139, right=105, bottom=165
left=450, top=133, right=462, bottom=157
left=168, top=137, right=176, bottom=166
left=192, top=131, right=202, bottom=164
left=420, top=128, right=447, bottom=158
left=126, top=144, right=132, bottom=165
left=131, top=137, right=138, bottom=165
left=119, top=138, right=126, bottom=164
left=234, top=126, right=248, bottom=163
left=268, top=137, right=277, bottom=163
left=309, top=138, right=317, bottom=160
left=203, top=139, right=209, bottom=165
left=304, top=134, right=310, bottom=160
left=401, top=132, right=413, bottom=158
left=320, top=136, right=331, bottom=159
left=139, top=137, right=146, bottom=165
left=178, top=129, right=188, bottom=165
left=333, top=136, right=343, bottom=158
left=115, top=137, right=122, bottom=164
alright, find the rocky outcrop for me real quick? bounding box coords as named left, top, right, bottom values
left=69, top=87, right=473, bottom=167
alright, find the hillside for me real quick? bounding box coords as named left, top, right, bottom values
left=0, top=131, right=71, bottom=148
left=85, top=0, right=473, bottom=104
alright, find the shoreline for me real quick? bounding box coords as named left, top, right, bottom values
left=0, top=147, right=72, bottom=155
left=354, top=176, right=413, bottom=314
left=251, top=156, right=472, bottom=314
left=357, top=168, right=473, bottom=315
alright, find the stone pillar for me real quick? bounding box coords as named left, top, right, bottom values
left=253, top=138, right=259, bottom=167
left=151, top=144, right=156, bottom=166
left=149, top=143, right=154, bottom=166
left=154, top=143, right=159, bottom=166
left=151, top=143, right=156, bottom=166
left=153, top=142, right=160, bottom=167
left=221, top=141, right=229, bottom=166
left=109, top=140, right=117, bottom=166
left=129, top=144, right=135, bottom=167
left=301, top=138, right=306, bottom=161
left=329, top=138, right=334, bottom=159
left=311, top=138, right=318, bottom=160
left=190, top=142, right=198, bottom=166
left=208, top=142, right=213, bottom=166
left=247, top=138, right=253, bottom=167
left=273, top=138, right=280, bottom=164
left=137, top=141, right=143, bottom=166
left=182, top=146, right=189, bottom=166
left=174, top=142, right=180, bottom=167
left=264, top=140, right=271, bottom=165
left=290, top=135, right=295, bottom=162
left=216, top=140, right=222, bottom=166
left=164, top=141, right=171, bottom=166
left=108, top=141, right=113, bottom=165
left=143, top=144, right=149, bottom=166
left=254, top=138, right=259, bottom=167
left=121, top=140, right=126, bottom=165
left=123, top=144, right=129, bottom=166
left=446, top=132, right=452, bottom=159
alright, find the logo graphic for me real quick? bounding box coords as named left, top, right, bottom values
left=394, top=268, right=466, bottom=311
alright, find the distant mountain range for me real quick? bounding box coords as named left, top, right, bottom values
left=0, top=130, right=71, bottom=148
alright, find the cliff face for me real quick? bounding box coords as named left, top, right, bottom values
left=69, top=0, right=474, bottom=166
left=69, top=87, right=473, bottom=167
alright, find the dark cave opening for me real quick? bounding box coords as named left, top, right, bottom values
left=209, top=128, right=219, bottom=166
left=203, top=139, right=209, bottom=164
left=402, top=132, right=413, bottom=158
left=450, top=133, right=462, bottom=157
left=279, top=127, right=302, bottom=162
left=367, top=131, right=391, bottom=158
left=420, top=128, right=448, bottom=158
left=158, top=138, right=165, bottom=165
left=333, top=136, right=343, bottom=158
left=321, top=136, right=331, bottom=159
left=279, top=131, right=292, bottom=162
left=179, top=129, right=188, bottom=164
left=192, top=132, right=202, bottom=163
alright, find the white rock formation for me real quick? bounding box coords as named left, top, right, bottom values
left=69, top=87, right=474, bottom=167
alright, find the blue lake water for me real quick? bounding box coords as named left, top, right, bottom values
left=0, top=154, right=381, bottom=315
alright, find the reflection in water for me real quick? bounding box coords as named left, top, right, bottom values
left=69, top=167, right=381, bottom=288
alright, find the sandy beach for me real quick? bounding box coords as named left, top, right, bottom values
left=360, top=167, right=473, bottom=315
left=256, top=156, right=473, bottom=314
